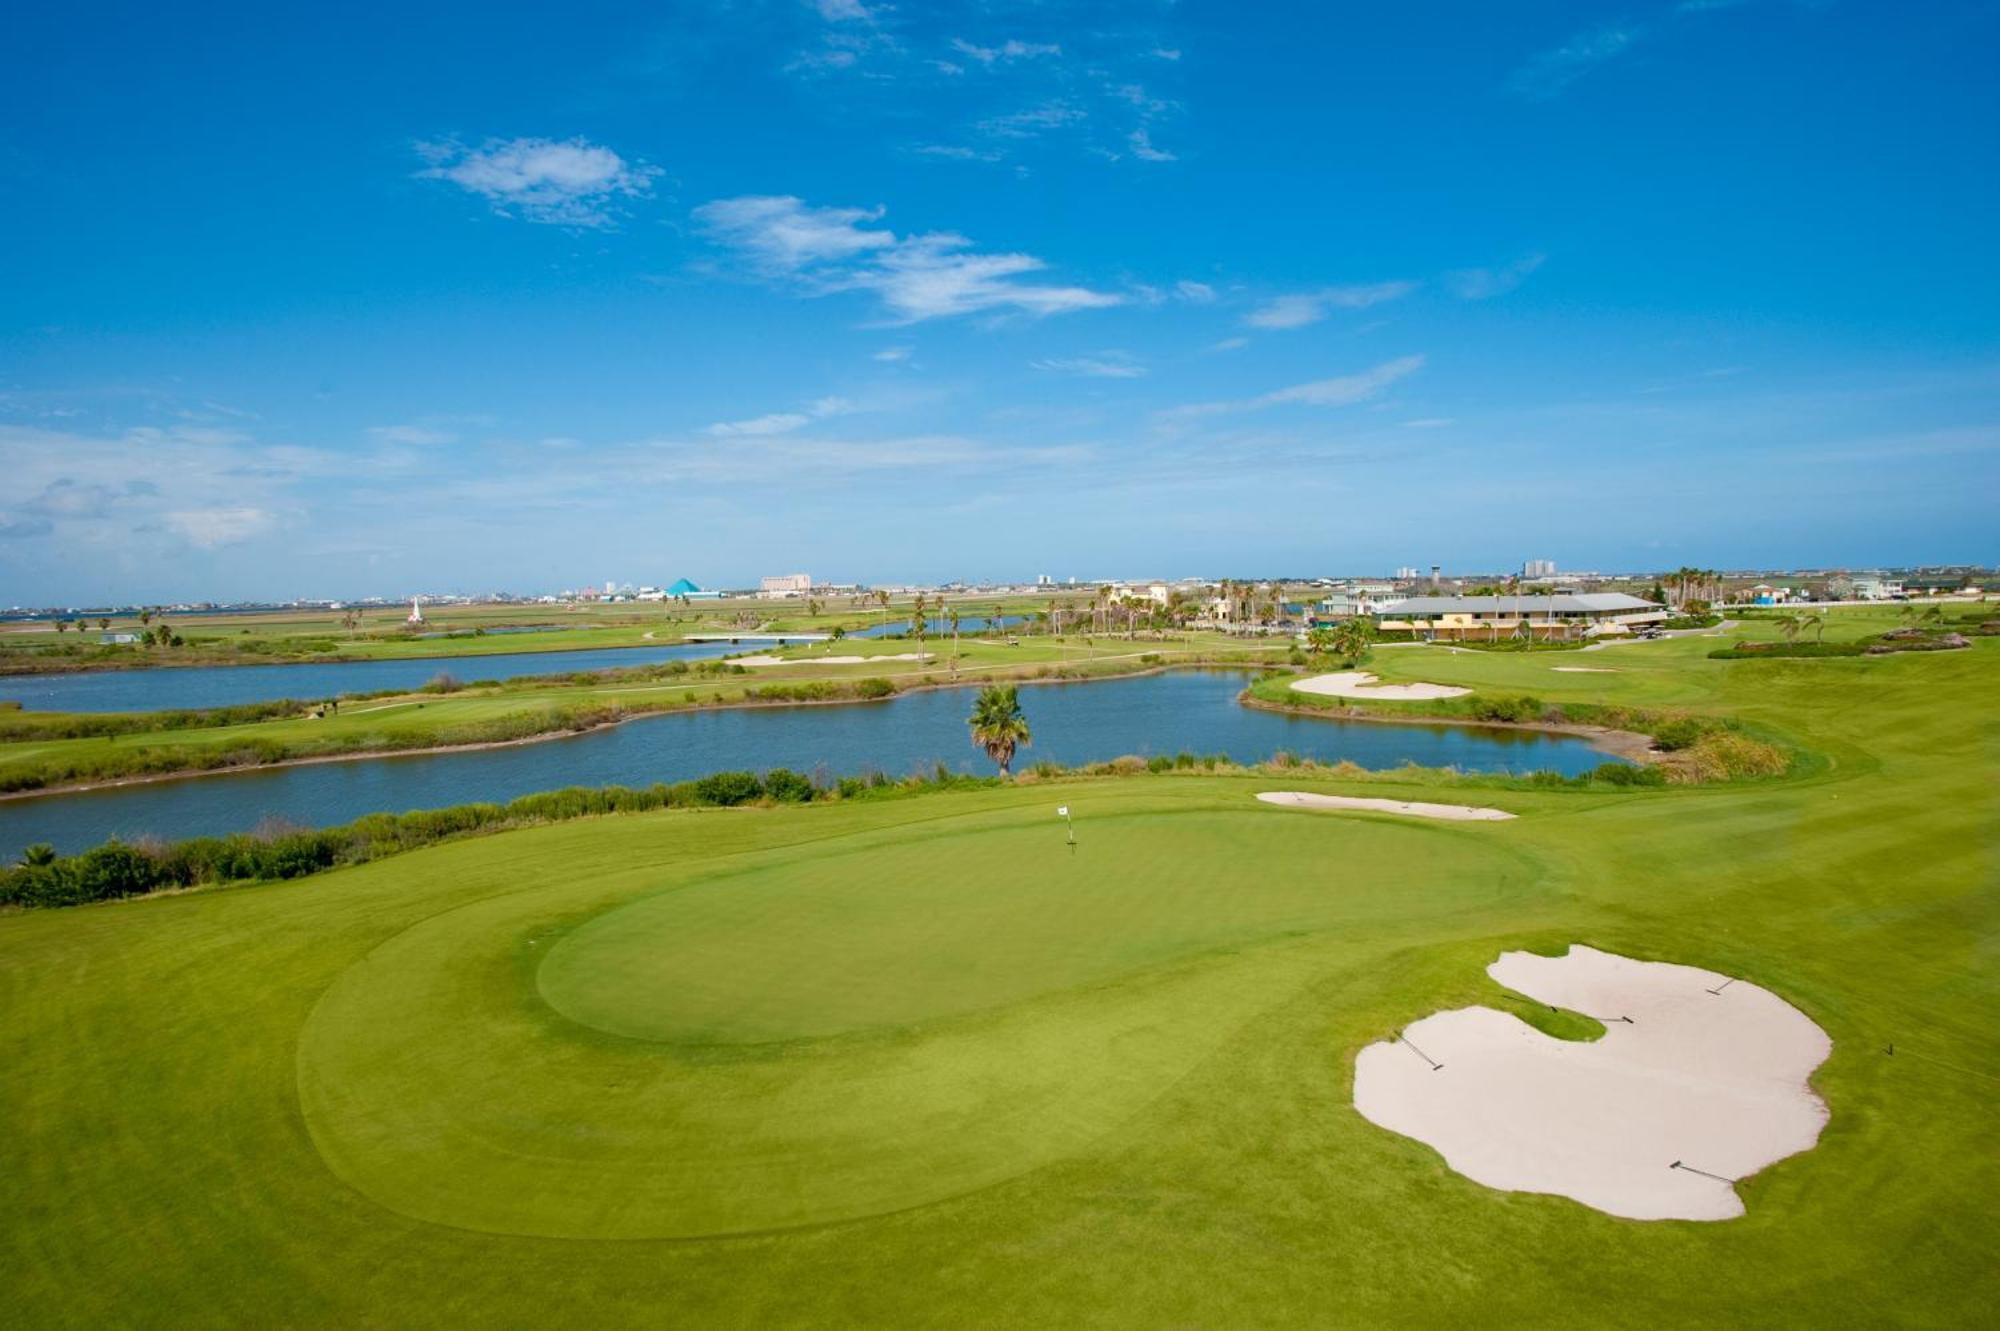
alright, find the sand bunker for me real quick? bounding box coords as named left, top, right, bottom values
left=734, top=653, right=931, bottom=667
left=1552, top=666, right=1617, bottom=673
left=1290, top=671, right=1470, bottom=701
left=1353, top=945, right=1830, bottom=1221
left=1256, top=792, right=1514, bottom=822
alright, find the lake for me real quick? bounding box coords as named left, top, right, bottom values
left=0, top=640, right=770, bottom=713
left=0, top=670, right=1614, bottom=854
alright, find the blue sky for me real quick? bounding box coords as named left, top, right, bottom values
left=2, top=0, right=1995, bottom=602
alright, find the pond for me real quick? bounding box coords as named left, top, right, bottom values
left=0, top=670, right=1614, bottom=854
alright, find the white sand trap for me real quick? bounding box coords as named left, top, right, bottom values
left=1256, top=792, right=1515, bottom=822
left=1353, top=945, right=1830, bottom=1221
left=734, top=652, right=931, bottom=667
left=1552, top=666, right=1618, bottom=673
left=1291, top=671, right=1471, bottom=701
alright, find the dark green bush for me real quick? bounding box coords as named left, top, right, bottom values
left=1651, top=718, right=1710, bottom=751
left=690, top=770, right=764, bottom=806
left=1708, top=642, right=1864, bottom=659
left=763, top=768, right=816, bottom=803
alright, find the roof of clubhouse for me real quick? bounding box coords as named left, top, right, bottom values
left=1380, top=593, right=1663, bottom=616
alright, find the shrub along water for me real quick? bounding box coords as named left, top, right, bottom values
left=4, top=749, right=1686, bottom=912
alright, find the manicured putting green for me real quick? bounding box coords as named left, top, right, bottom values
left=299, top=807, right=1529, bottom=1239
left=539, top=812, right=1525, bottom=1044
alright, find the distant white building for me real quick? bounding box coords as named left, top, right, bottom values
left=1851, top=574, right=1902, bottom=601
left=1523, top=558, right=1558, bottom=578
left=759, top=573, right=813, bottom=599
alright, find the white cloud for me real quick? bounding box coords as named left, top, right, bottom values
left=977, top=101, right=1087, bottom=139
left=1174, top=280, right=1217, bottom=303
left=1402, top=417, right=1457, bottom=429
left=705, top=412, right=811, bottom=438
left=1163, top=355, right=1426, bottom=420
left=416, top=136, right=660, bottom=227
left=951, top=38, right=1062, bottom=65
left=1208, top=336, right=1249, bottom=352
left=1128, top=128, right=1177, bottom=162
left=1447, top=254, right=1546, bottom=299
left=166, top=507, right=277, bottom=549
left=703, top=394, right=855, bottom=437
left=1151, top=48, right=1182, bottom=61
left=872, top=345, right=914, bottom=362
left=695, top=194, right=1122, bottom=324
left=1031, top=353, right=1147, bottom=379
left=694, top=195, right=893, bottom=268
left=368, top=424, right=459, bottom=446
left=913, top=143, right=1004, bottom=163
left=1507, top=26, right=1643, bottom=101
left=813, top=0, right=874, bottom=20
left=1244, top=282, right=1416, bottom=330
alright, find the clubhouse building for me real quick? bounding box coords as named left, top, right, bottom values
left=1373, top=592, right=1668, bottom=640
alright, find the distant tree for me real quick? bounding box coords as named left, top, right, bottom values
left=946, top=606, right=962, bottom=674
left=97, top=617, right=110, bottom=631
left=1798, top=612, right=1826, bottom=645
left=968, top=684, right=1031, bottom=777
left=139, top=609, right=153, bottom=626
left=1774, top=613, right=1804, bottom=646
left=1305, top=625, right=1335, bottom=659
left=52, top=619, right=67, bottom=635
left=806, top=597, right=821, bottom=620
left=19, top=843, right=57, bottom=868
left=910, top=593, right=928, bottom=656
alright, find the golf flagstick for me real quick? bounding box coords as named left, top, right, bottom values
left=1057, top=805, right=1074, bottom=848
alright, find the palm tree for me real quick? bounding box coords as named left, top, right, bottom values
left=910, top=592, right=928, bottom=657
left=1799, top=611, right=1826, bottom=645
left=946, top=606, right=962, bottom=674
left=1305, top=625, right=1335, bottom=659
left=1774, top=613, right=1803, bottom=646
left=1330, top=617, right=1376, bottom=664
left=19, top=843, right=57, bottom=868
left=968, top=684, right=1031, bottom=777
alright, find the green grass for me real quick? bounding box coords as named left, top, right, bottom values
left=1, top=610, right=1995, bottom=1325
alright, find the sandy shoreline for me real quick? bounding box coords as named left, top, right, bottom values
left=1238, top=693, right=1657, bottom=763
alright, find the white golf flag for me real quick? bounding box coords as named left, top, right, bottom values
left=1056, top=806, right=1069, bottom=818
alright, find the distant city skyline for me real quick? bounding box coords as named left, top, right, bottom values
left=3, top=1, right=1995, bottom=602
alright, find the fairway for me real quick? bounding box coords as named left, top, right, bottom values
left=3, top=625, right=1995, bottom=1326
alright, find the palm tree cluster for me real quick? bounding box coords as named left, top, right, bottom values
left=1667, top=566, right=1725, bottom=609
